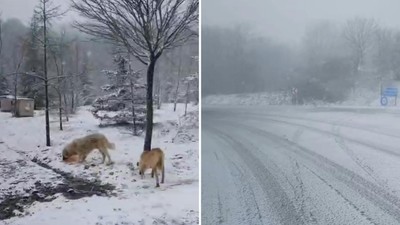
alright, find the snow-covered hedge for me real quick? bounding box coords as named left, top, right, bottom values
left=203, top=92, right=291, bottom=105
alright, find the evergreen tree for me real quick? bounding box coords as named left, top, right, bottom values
left=91, top=54, right=146, bottom=135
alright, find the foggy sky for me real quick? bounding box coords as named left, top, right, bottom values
left=202, top=0, right=400, bottom=44
left=0, top=0, right=76, bottom=25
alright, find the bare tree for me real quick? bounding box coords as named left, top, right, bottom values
left=12, top=42, right=26, bottom=117
left=173, top=46, right=183, bottom=112
left=0, top=15, right=3, bottom=57
left=303, top=21, right=344, bottom=66
left=127, top=61, right=142, bottom=136
left=49, top=30, right=67, bottom=130
left=35, top=0, right=65, bottom=146
left=0, top=14, right=7, bottom=96
left=0, top=15, right=5, bottom=96
left=72, top=0, right=199, bottom=151
left=343, top=17, right=378, bottom=74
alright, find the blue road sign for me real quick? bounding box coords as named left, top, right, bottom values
left=381, top=87, right=398, bottom=106
left=383, top=87, right=398, bottom=97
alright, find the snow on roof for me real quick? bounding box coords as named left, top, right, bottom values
left=0, top=95, right=15, bottom=99
left=0, top=95, right=33, bottom=100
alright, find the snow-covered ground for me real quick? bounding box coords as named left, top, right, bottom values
left=0, top=103, right=199, bottom=225
left=202, top=105, right=400, bottom=224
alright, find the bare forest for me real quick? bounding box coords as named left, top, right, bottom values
left=0, top=0, right=199, bottom=147
left=203, top=18, right=400, bottom=104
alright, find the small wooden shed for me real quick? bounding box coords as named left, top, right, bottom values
left=0, top=95, right=15, bottom=112
left=14, top=98, right=34, bottom=117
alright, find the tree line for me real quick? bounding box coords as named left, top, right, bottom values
left=202, top=17, right=400, bottom=103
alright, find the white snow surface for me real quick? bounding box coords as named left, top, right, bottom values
left=0, top=103, right=199, bottom=225
left=202, top=105, right=400, bottom=224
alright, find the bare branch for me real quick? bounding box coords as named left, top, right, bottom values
left=343, top=17, right=378, bottom=71
left=71, top=0, right=198, bottom=65
left=0, top=14, right=2, bottom=57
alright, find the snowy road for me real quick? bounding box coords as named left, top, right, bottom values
left=202, top=105, right=400, bottom=225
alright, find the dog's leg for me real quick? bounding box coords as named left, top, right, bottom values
left=82, top=154, right=88, bottom=163
left=100, top=151, right=106, bottom=164
left=151, top=169, right=155, bottom=178
left=155, top=168, right=160, bottom=187
left=105, top=150, right=113, bottom=165
left=161, top=165, right=165, bottom=184
left=78, top=154, right=85, bottom=163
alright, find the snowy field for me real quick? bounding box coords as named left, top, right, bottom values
left=0, top=103, right=199, bottom=225
left=203, top=104, right=400, bottom=224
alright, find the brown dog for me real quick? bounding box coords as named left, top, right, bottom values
left=62, top=133, right=115, bottom=165
left=137, top=148, right=165, bottom=187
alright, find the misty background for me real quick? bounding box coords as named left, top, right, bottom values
left=0, top=0, right=198, bottom=113
left=202, top=0, right=400, bottom=103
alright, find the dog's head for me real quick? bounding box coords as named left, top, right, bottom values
left=62, top=148, right=72, bottom=161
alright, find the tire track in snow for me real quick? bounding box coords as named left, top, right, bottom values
left=303, top=165, right=379, bottom=225
left=206, top=124, right=304, bottom=225
left=221, top=126, right=317, bottom=224
left=202, top=126, right=268, bottom=225
left=229, top=161, right=264, bottom=225
left=332, top=124, right=391, bottom=192
left=225, top=121, right=400, bottom=224
left=241, top=114, right=400, bottom=158
left=292, top=128, right=304, bottom=143
left=216, top=191, right=224, bottom=224
left=244, top=111, right=400, bottom=140
left=214, top=152, right=219, bottom=161
left=291, top=160, right=318, bottom=224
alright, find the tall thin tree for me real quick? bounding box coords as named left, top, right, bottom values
left=35, top=0, right=65, bottom=146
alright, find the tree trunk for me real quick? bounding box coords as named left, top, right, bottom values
left=157, top=75, right=161, bottom=110
left=43, top=1, right=51, bottom=146
left=130, top=79, right=137, bottom=136
left=63, top=93, right=69, bottom=121
left=173, top=79, right=180, bottom=112
left=173, top=58, right=183, bottom=112
left=59, top=93, right=63, bottom=130
left=59, top=41, right=65, bottom=127
left=185, top=81, right=190, bottom=116
left=13, top=73, right=18, bottom=117
left=173, top=48, right=183, bottom=112
left=71, top=90, right=75, bottom=113
left=143, top=58, right=157, bottom=151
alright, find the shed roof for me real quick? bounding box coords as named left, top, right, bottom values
left=0, top=95, right=33, bottom=100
